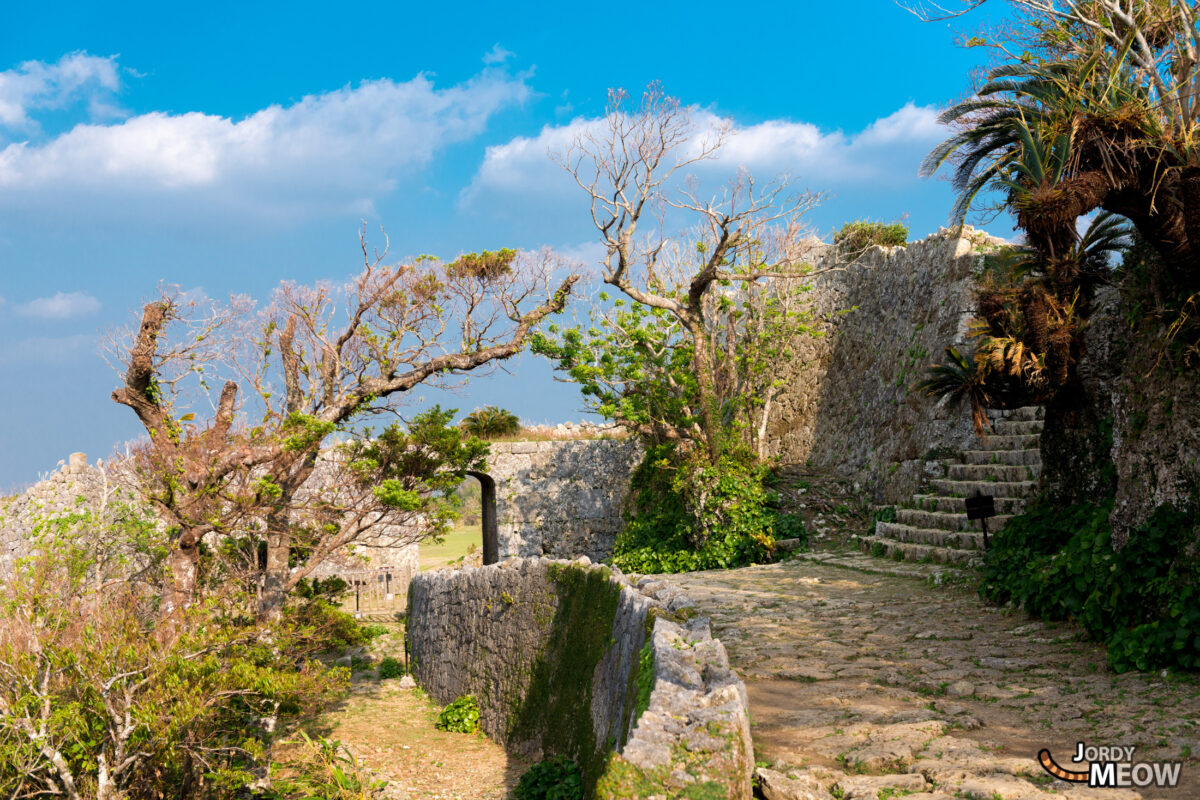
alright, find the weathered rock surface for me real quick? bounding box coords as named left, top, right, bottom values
left=487, top=438, right=641, bottom=561
left=673, top=559, right=1200, bottom=800
left=769, top=227, right=1007, bottom=503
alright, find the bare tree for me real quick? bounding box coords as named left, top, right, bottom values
left=555, top=84, right=832, bottom=460
left=112, top=236, right=578, bottom=624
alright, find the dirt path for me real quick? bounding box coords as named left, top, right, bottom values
left=672, top=551, right=1200, bottom=800
left=319, top=623, right=526, bottom=800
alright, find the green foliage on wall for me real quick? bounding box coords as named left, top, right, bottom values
left=833, top=220, right=908, bottom=256
left=980, top=499, right=1200, bottom=672
left=507, top=564, right=624, bottom=794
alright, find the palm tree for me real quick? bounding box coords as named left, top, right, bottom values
left=915, top=346, right=998, bottom=436
left=460, top=406, right=522, bottom=439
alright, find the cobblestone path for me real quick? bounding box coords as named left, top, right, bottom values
left=672, top=553, right=1200, bottom=800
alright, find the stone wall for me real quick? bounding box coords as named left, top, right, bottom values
left=1042, top=286, right=1200, bottom=545
left=768, top=228, right=1006, bottom=502
left=486, top=438, right=642, bottom=561
left=0, top=453, right=418, bottom=594
left=0, top=454, right=139, bottom=579
left=407, top=558, right=752, bottom=799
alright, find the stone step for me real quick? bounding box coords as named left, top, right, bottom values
left=991, top=419, right=1043, bottom=436
left=912, top=494, right=1027, bottom=514
left=931, top=478, right=1038, bottom=499
left=896, top=508, right=1014, bottom=533
left=857, top=535, right=979, bottom=566
left=961, top=448, right=1041, bottom=467
left=876, top=522, right=986, bottom=550
left=981, top=434, right=1040, bottom=451
left=986, top=406, right=1044, bottom=422
left=947, top=463, right=1040, bottom=482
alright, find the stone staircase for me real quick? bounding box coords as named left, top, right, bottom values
left=858, top=406, right=1044, bottom=566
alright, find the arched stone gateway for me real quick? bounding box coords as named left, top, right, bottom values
left=464, top=470, right=500, bottom=566
left=482, top=438, right=642, bottom=562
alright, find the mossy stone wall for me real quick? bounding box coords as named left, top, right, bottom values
left=407, top=558, right=655, bottom=792
left=407, top=559, right=753, bottom=799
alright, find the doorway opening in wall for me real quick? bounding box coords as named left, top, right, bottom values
left=417, top=473, right=499, bottom=570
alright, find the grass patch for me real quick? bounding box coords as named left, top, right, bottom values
left=419, top=524, right=482, bottom=570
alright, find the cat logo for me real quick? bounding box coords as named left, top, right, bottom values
left=1038, top=743, right=1183, bottom=788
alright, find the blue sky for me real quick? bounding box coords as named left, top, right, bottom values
left=0, top=1, right=1013, bottom=490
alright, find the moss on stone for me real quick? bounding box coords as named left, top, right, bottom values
left=508, top=563, right=623, bottom=796
left=593, top=750, right=734, bottom=800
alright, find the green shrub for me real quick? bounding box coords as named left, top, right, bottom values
left=377, top=657, right=404, bottom=680
left=461, top=406, right=522, bottom=438
left=515, top=756, right=584, bottom=800
left=435, top=694, right=481, bottom=733
left=834, top=220, right=908, bottom=256
left=358, top=623, right=389, bottom=640
left=292, top=576, right=350, bottom=601
left=0, top=576, right=348, bottom=798
left=284, top=598, right=377, bottom=653
left=611, top=444, right=779, bottom=573
left=981, top=499, right=1200, bottom=672
left=772, top=511, right=808, bottom=545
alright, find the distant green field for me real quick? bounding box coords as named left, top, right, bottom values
left=419, top=524, right=482, bottom=570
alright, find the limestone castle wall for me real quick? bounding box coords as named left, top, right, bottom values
left=767, top=228, right=1005, bottom=502
left=486, top=438, right=642, bottom=562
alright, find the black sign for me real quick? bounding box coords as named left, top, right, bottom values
left=965, top=494, right=996, bottom=520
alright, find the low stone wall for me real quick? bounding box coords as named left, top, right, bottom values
left=487, top=438, right=642, bottom=561
left=407, top=558, right=752, bottom=799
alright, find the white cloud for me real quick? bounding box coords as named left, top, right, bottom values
left=461, top=103, right=946, bottom=208
left=16, top=291, right=101, bottom=319
left=0, top=52, right=121, bottom=133
left=0, top=63, right=531, bottom=221
left=482, top=44, right=514, bottom=65
left=0, top=333, right=94, bottom=364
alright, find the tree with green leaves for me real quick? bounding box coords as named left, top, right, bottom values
left=916, top=0, right=1200, bottom=393
left=534, top=85, right=822, bottom=570
left=112, top=234, right=577, bottom=623
left=539, top=84, right=830, bottom=462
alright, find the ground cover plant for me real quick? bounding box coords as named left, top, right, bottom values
left=377, top=657, right=404, bottom=680
left=980, top=497, right=1200, bottom=671
left=515, top=756, right=583, bottom=800
left=435, top=695, right=482, bottom=733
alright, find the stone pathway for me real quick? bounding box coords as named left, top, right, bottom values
left=672, top=557, right=1200, bottom=800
